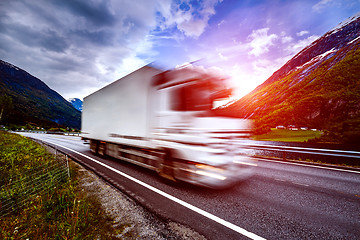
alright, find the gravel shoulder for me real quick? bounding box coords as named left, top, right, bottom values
left=73, top=160, right=207, bottom=239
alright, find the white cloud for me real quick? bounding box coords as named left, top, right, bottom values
left=312, top=0, right=334, bottom=12
left=252, top=59, right=277, bottom=76
left=217, top=19, right=226, bottom=28
left=297, top=30, right=309, bottom=36
left=285, top=35, right=319, bottom=55
left=178, top=19, right=208, bottom=38
left=282, top=36, right=293, bottom=44
left=158, top=0, right=222, bottom=38
left=217, top=48, right=229, bottom=60
left=248, top=28, right=279, bottom=57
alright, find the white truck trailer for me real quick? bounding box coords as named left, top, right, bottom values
left=82, top=65, right=256, bottom=188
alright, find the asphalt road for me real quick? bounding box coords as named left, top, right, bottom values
left=19, top=133, right=360, bottom=240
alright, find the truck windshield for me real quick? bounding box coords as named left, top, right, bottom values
left=171, top=82, right=212, bottom=111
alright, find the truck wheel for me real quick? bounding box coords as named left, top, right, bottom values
left=98, top=142, right=106, bottom=156
left=90, top=140, right=98, bottom=154
left=158, top=151, right=176, bottom=182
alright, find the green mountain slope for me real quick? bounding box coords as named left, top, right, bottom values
left=221, top=14, right=360, bottom=143
left=0, top=60, right=81, bottom=129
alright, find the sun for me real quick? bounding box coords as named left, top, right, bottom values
left=228, top=70, right=261, bottom=99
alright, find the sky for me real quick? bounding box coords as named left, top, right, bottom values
left=1, top=0, right=360, bottom=100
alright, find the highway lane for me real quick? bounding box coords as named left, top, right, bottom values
left=19, top=133, right=360, bottom=239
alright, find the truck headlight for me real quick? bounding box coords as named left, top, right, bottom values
left=195, top=164, right=227, bottom=180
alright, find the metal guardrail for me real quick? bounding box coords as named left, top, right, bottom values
left=237, top=142, right=360, bottom=167
left=46, top=131, right=81, bottom=136
left=239, top=143, right=360, bottom=158
left=14, top=130, right=81, bottom=136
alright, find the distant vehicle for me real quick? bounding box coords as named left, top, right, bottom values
left=81, top=65, right=256, bottom=188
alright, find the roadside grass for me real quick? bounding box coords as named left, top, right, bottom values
left=253, top=128, right=323, bottom=142
left=0, top=131, right=122, bottom=239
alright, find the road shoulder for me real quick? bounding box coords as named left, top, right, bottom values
left=73, top=160, right=206, bottom=239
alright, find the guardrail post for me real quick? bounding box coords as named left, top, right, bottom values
left=283, top=151, right=286, bottom=161
left=66, top=155, right=70, bottom=178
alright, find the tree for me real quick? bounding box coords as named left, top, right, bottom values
left=0, top=95, right=13, bottom=123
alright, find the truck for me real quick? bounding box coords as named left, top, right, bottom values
left=81, top=64, right=257, bottom=188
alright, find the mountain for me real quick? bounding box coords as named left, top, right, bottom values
left=0, top=60, right=81, bottom=129
left=69, top=98, right=83, bottom=112
left=222, top=13, right=360, bottom=143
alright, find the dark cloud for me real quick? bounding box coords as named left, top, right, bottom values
left=51, top=0, right=116, bottom=27
left=70, top=29, right=115, bottom=46
left=0, top=0, right=175, bottom=99
left=40, top=29, right=69, bottom=53
left=1, top=0, right=119, bottom=48
left=0, top=21, right=69, bottom=53
left=21, top=1, right=64, bottom=29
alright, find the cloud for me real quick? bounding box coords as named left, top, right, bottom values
left=1, top=21, right=70, bottom=53
left=312, top=0, right=334, bottom=12
left=281, top=36, right=293, bottom=44
left=285, top=35, right=319, bottom=55
left=1, top=0, right=350, bottom=102
left=158, top=0, right=222, bottom=38
left=218, top=52, right=228, bottom=61
left=217, top=19, right=226, bottom=28
left=297, top=30, right=309, bottom=36
left=248, top=28, right=279, bottom=57
left=0, top=0, right=164, bottom=99
left=177, top=19, right=208, bottom=38
left=51, top=0, right=116, bottom=27
left=0, top=0, right=224, bottom=99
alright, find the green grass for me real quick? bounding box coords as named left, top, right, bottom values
left=253, top=128, right=323, bottom=142
left=0, top=131, right=123, bottom=239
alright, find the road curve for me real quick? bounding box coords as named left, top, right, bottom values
left=19, top=133, right=360, bottom=240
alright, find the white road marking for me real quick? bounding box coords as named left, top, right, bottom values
left=292, top=182, right=309, bottom=187
left=47, top=141, right=266, bottom=240
left=258, top=158, right=360, bottom=174
left=275, top=178, right=286, bottom=182
left=274, top=178, right=309, bottom=187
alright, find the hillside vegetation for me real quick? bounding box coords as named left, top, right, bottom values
left=0, top=60, right=81, bottom=129
left=0, top=132, right=119, bottom=239
left=220, top=15, right=360, bottom=144
left=253, top=47, right=360, bottom=142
